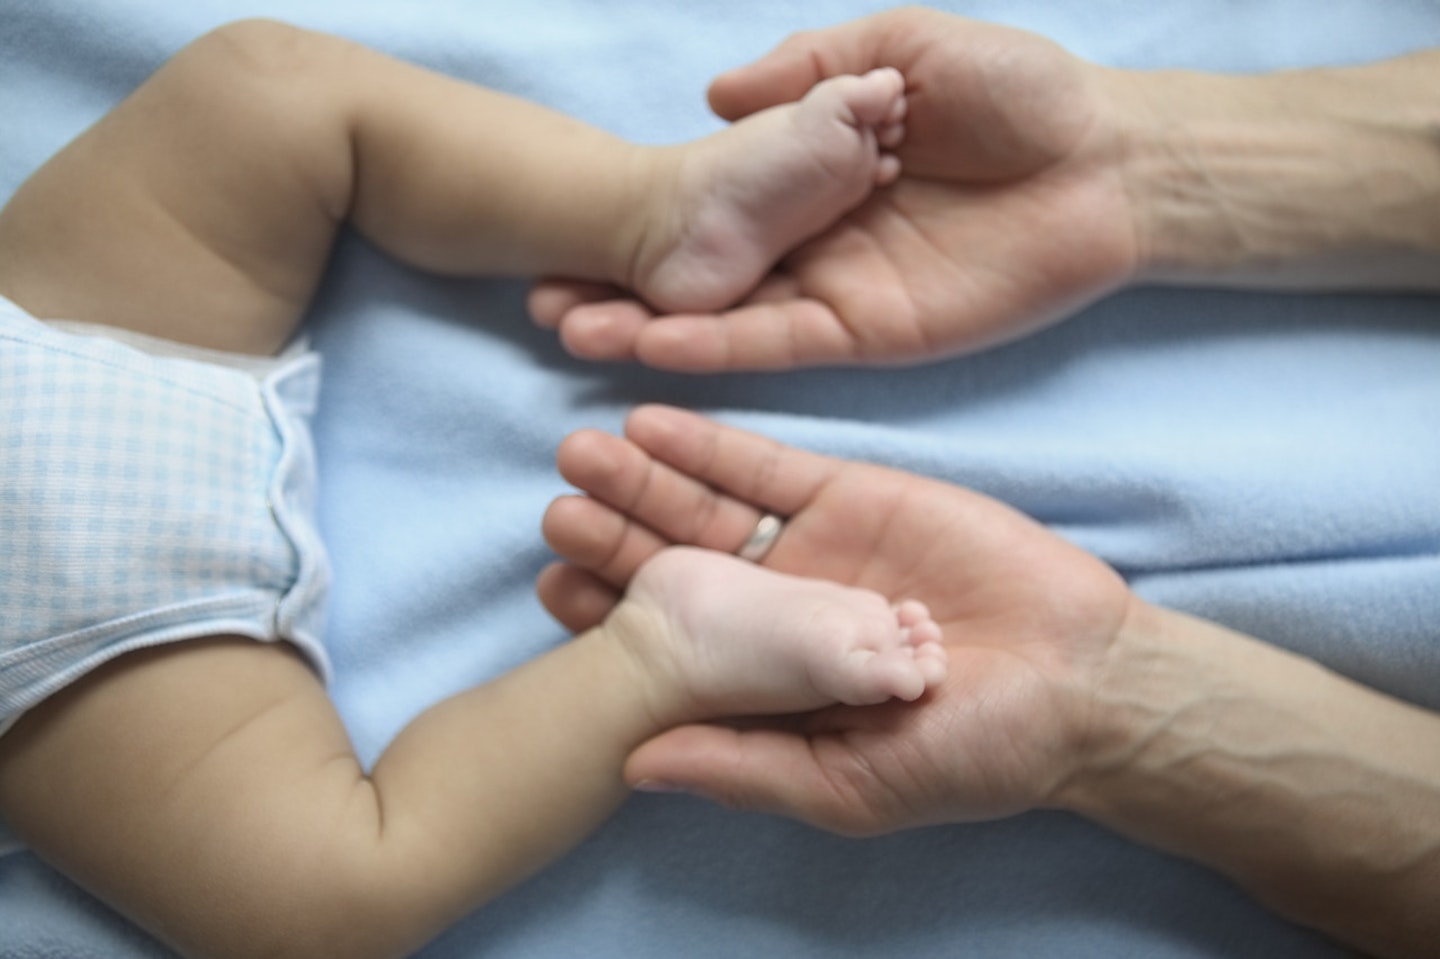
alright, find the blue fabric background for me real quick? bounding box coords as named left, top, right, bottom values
left=2, top=1, right=1437, bottom=955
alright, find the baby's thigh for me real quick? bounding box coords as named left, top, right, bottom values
left=0, top=21, right=356, bottom=354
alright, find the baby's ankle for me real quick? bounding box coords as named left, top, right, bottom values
left=611, top=144, right=687, bottom=294
left=594, top=595, right=695, bottom=730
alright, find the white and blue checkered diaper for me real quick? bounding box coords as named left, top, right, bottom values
left=0, top=302, right=332, bottom=736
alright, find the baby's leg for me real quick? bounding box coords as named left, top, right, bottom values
left=614, top=547, right=946, bottom=721
left=0, top=22, right=359, bottom=354
left=630, top=68, right=907, bottom=313
left=0, top=20, right=729, bottom=355
left=1, top=20, right=905, bottom=354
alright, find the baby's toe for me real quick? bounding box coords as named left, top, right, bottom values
left=808, top=67, right=906, bottom=129
left=915, top=643, right=949, bottom=687
left=825, top=646, right=923, bottom=704
left=878, top=119, right=906, bottom=150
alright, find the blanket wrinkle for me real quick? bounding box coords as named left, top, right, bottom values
left=2, top=2, right=1437, bottom=957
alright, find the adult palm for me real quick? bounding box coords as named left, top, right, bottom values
left=537, top=405, right=1135, bottom=834
left=530, top=7, right=1139, bottom=370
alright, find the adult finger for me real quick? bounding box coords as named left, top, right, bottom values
left=631, top=297, right=865, bottom=372
left=527, top=278, right=619, bottom=329
left=529, top=280, right=652, bottom=362
left=538, top=285, right=869, bottom=372
left=540, top=492, right=672, bottom=588
left=534, top=561, right=621, bottom=633
left=707, top=10, right=914, bottom=121
left=553, top=424, right=782, bottom=562
left=621, top=405, right=842, bottom=522
left=623, top=724, right=894, bottom=837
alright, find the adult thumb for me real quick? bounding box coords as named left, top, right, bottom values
left=707, top=10, right=904, bottom=121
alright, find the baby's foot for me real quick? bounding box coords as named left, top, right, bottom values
left=632, top=68, right=906, bottom=313
left=615, top=546, right=946, bottom=723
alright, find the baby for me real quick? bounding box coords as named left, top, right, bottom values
left=0, top=20, right=942, bottom=959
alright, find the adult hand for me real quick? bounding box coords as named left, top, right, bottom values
left=539, top=407, right=1440, bottom=958
left=537, top=404, right=1135, bottom=832
left=530, top=8, right=1140, bottom=371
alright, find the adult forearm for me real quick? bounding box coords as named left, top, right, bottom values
left=1059, top=600, right=1440, bottom=959
left=1102, top=49, right=1440, bottom=291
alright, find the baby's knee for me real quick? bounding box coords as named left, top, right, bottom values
left=157, top=20, right=352, bottom=134
left=144, top=20, right=358, bottom=219
left=178, top=19, right=332, bottom=84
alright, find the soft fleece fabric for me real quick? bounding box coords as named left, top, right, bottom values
left=1, top=1, right=1437, bottom=956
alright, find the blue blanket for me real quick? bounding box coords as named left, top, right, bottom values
left=2, top=1, right=1438, bottom=956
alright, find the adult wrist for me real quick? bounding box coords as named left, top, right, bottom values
left=1100, top=52, right=1440, bottom=291
left=1053, top=596, right=1440, bottom=958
